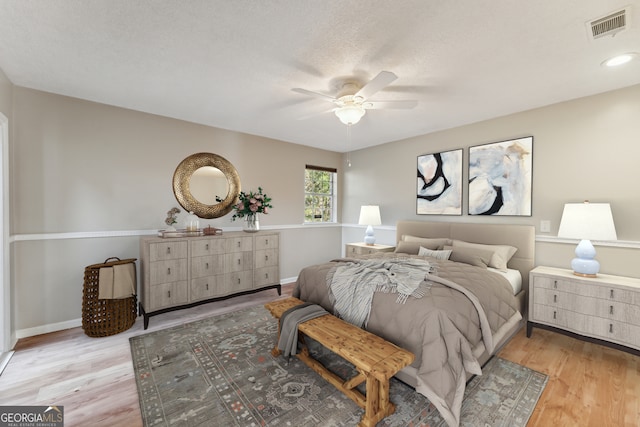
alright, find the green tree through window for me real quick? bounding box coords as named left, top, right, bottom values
left=305, top=165, right=337, bottom=223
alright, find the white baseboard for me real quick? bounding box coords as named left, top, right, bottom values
left=16, top=318, right=82, bottom=339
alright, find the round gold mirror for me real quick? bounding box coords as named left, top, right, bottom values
left=172, top=153, right=241, bottom=219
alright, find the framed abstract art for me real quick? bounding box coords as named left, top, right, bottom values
left=468, top=136, right=533, bottom=216
left=417, top=148, right=463, bottom=215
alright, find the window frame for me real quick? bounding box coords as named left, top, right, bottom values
left=304, top=165, right=337, bottom=224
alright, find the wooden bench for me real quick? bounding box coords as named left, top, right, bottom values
left=264, top=297, right=414, bottom=427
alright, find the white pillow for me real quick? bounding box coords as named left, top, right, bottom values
left=451, top=240, right=517, bottom=272
left=418, top=246, right=452, bottom=260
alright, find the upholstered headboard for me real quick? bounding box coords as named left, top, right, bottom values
left=396, top=221, right=535, bottom=312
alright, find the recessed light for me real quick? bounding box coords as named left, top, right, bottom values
left=602, top=53, right=638, bottom=67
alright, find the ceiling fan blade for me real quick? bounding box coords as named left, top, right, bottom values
left=296, top=108, right=334, bottom=120
left=291, top=88, right=336, bottom=102
left=355, top=71, right=398, bottom=100
left=365, top=100, right=418, bottom=109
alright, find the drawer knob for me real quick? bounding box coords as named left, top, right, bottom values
left=553, top=280, right=557, bottom=289
left=168, top=290, right=171, bottom=298
left=237, top=241, right=241, bottom=247
left=167, top=247, right=171, bottom=254
left=553, top=294, right=557, bottom=303
left=167, top=267, right=171, bottom=275
left=265, top=273, right=269, bottom=279
left=553, top=311, right=556, bottom=320
left=237, top=259, right=241, bottom=265
left=205, top=243, right=209, bottom=250
left=610, top=289, right=614, bottom=299
left=265, top=255, right=269, bottom=261
left=610, top=305, right=614, bottom=315
left=206, top=283, right=209, bottom=290
left=609, top=323, right=614, bottom=333
left=237, top=278, right=241, bottom=284
left=206, top=262, right=209, bottom=269
left=265, top=239, right=269, bottom=245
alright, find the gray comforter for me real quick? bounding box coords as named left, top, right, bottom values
left=293, top=253, right=521, bottom=427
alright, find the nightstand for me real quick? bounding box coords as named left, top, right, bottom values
left=528, top=266, right=640, bottom=356
left=345, top=242, right=395, bottom=256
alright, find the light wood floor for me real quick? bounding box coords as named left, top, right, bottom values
left=1, top=284, right=638, bottom=427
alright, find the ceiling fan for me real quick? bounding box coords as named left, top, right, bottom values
left=292, top=71, right=418, bottom=125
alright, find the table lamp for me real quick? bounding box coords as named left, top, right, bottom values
left=557, top=201, right=617, bottom=277
left=358, top=205, right=381, bottom=245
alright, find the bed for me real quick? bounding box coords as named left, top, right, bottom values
left=292, top=220, right=535, bottom=427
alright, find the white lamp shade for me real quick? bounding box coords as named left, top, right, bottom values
left=358, top=205, right=381, bottom=226
left=557, top=202, right=617, bottom=241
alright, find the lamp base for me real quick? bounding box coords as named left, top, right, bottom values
left=572, top=270, right=597, bottom=278
left=571, top=239, right=600, bottom=277
left=363, top=225, right=376, bottom=246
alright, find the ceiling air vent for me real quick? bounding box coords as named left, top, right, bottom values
left=589, top=8, right=628, bottom=39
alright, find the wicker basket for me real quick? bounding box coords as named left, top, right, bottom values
left=82, top=257, right=138, bottom=337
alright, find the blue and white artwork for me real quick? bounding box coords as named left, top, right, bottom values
left=417, top=149, right=462, bottom=215
left=468, top=136, right=533, bottom=216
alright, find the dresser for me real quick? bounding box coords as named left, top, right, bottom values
left=528, top=266, right=640, bottom=355
left=345, top=242, right=395, bottom=256
left=140, top=231, right=280, bottom=328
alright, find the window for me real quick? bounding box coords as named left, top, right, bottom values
left=304, top=165, right=337, bottom=223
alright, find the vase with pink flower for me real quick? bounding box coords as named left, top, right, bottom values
left=231, top=187, right=273, bottom=233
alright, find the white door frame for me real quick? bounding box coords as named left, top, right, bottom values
left=0, top=113, right=11, bottom=359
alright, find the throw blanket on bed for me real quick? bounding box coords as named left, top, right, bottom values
left=326, top=257, right=433, bottom=327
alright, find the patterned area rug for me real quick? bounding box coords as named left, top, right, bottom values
left=130, top=305, right=547, bottom=426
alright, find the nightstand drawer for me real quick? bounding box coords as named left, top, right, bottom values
left=345, top=243, right=395, bottom=255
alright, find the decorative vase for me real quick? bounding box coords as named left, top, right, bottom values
left=244, top=213, right=260, bottom=233
left=185, top=211, right=200, bottom=232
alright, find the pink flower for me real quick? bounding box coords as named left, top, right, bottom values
left=263, top=206, right=269, bottom=214
left=249, top=204, right=258, bottom=212
left=250, top=198, right=257, bottom=204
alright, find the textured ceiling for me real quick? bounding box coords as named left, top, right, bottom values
left=1, top=0, right=639, bottom=152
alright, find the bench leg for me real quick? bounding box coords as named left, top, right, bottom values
left=357, top=376, right=395, bottom=427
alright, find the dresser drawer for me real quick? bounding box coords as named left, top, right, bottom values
left=149, top=281, right=188, bottom=310
left=191, top=254, right=224, bottom=279
left=191, top=238, right=226, bottom=257
left=255, top=234, right=279, bottom=251
left=150, top=259, right=188, bottom=284
left=225, top=252, right=253, bottom=273
left=255, top=248, right=278, bottom=269
left=191, top=275, right=224, bottom=302
left=149, top=241, right=187, bottom=261
left=227, top=236, right=253, bottom=252
left=226, top=270, right=253, bottom=292
left=255, top=266, right=279, bottom=287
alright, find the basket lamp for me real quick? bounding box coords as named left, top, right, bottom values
left=557, top=201, right=617, bottom=277
left=358, top=205, right=381, bottom=246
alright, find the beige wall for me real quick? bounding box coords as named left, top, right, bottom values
left=4, top=76, right=640, bottom=336
left=10, top=87, right=343, bottom=333
left=343, top=84, right=640, bottom=277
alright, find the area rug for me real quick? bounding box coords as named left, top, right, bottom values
left=130, top=305, right=547, bottom=426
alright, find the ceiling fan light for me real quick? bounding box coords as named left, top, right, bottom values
left=335, top=105, right=365, bottom=125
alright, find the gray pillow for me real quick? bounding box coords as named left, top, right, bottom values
left=394, top=241, right=423, bottom=255
left=451, top=240, right=517, bottom=271
left=444, top=245, right=492, bottom=268
left=401, top=235, right=451, bottom=249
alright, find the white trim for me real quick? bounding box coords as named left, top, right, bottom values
left=535, top=234, right=640, bottom=249
left=15, top=318, right=82, bottom=339
left=0, top=114, right=9, bottom=354
left=11, top=223, right=344, bottom=242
